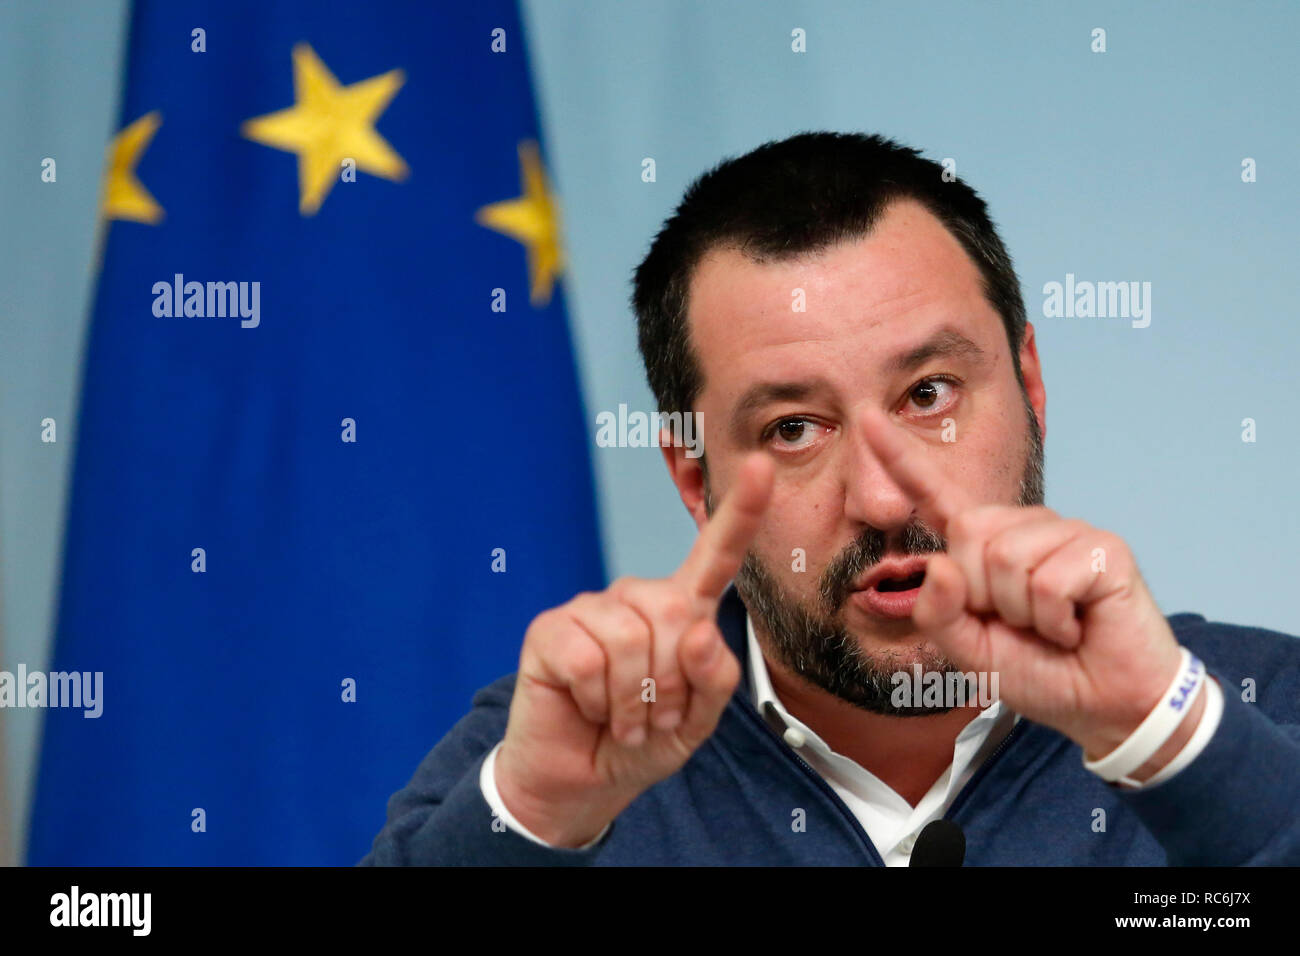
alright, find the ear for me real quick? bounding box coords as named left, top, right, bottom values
left=1018, top=322, right=1047, bottom=443
left=660, top=428, right=709, bottom=531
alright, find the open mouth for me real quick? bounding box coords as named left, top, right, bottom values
left=874, top=571, right=926, bottom=592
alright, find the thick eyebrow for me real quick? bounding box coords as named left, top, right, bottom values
left=727, top=328, right=988, bottom=440
left=884, top=328, right=986, bottom=375
left=733, top=379, right=832, bottom=429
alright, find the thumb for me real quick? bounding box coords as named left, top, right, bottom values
left=912, top=553, right=979, bottom=667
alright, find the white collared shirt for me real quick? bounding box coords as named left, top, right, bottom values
left=746, top=613, right=1019, bottom=865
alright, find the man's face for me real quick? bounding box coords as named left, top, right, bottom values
left=678, top=198, right=1046, bottom=715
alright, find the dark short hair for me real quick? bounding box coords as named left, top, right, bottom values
left=630, top=130, right=1027, bottom=420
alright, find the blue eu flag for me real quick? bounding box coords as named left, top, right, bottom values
left=28, top=0, right=605, bottom=864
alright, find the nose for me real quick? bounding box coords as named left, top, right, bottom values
left=841, top=410, right=916, bottom=535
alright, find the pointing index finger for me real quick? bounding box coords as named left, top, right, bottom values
left=675, top=453, right=774, bottom=601
left=859, top=405, right=970, bottom=535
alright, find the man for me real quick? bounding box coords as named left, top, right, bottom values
left=361, top=131, right=1300, bottom=865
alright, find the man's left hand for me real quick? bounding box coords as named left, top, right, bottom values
left=859, top=406, right=1196, bottom=772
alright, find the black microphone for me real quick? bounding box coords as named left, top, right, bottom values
left=909, top=819, right=965, bottom=866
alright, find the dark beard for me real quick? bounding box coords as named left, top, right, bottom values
left=731, top=397, right=1045, bottom=716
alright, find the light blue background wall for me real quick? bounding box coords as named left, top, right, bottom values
left=0, top=0, right=132, bottom=865
left=2, top=0, right=1296, bottom=862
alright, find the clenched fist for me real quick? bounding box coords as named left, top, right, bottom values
left=494, top=454, right=775, bottom=847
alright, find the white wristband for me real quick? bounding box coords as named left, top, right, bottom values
left=1140, top=676, right=1223, bottom=787
left=1083, top=647, right=1206, bottom=783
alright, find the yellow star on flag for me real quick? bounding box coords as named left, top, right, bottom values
left=241, top=42, right=408, bottom=216
left=475, top=141, right=565, bottom=307
left=102, top=111, right=164, bottom=225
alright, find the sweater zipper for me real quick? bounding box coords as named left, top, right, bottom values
left=942, top=718, right=1026, bottom=821
left=733, top=699, right=886, bottom=866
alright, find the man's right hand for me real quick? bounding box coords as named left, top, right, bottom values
left=494, top=453, right=775, bottom=847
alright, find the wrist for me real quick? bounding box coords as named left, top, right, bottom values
left=494, top=745, right=616, bottom=849
left=1119, top=679, right=1210, bottom=784
left=1080, top=646, right=1209, bottom=785
left=1078, top=644, right=1185, bottom=759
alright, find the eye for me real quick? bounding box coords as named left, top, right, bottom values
left=763, top=417, right=827, bottom=452
left=904, top=376, right=959, bottom=416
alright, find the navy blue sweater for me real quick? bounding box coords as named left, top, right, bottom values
left=360, top=587, right=1300, bottom=865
